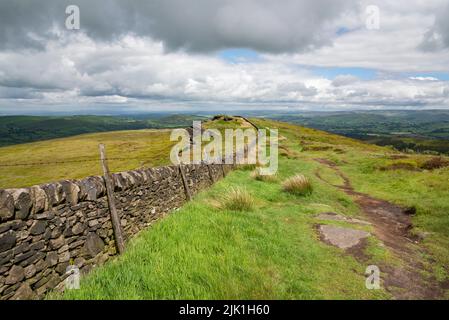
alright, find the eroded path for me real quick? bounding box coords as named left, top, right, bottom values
left=314, top=158, right=444, bottom=299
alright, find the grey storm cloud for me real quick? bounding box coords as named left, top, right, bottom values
left=0, top=0, right=357, bottom=53
left=1, top=0, right=448, bottom=110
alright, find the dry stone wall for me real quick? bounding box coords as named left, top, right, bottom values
left=0, top=162, right=233, bottom=300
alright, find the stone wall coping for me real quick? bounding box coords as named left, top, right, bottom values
left=0, top=163, right=223, bottom=223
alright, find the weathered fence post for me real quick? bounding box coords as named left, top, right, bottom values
left=99, top=144, right=125, bottom=254
left=178, top=163, right=192, bottom=201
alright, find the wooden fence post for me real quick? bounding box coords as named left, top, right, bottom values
left=178, top=164, right=192, bottom=201
left=99, top=144, right=125, bottom=254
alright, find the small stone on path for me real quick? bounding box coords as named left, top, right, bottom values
left=318, top=224, right=370, bottom=249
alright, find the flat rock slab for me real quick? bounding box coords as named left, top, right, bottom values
left=316, top=212, right=371, bottom=225
left=318, top=224, right=370, bottom=249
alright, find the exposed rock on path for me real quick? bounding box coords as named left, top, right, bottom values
left=314, top=158, right=444, bottom=299
left=318, top=224, right=370, bottom=250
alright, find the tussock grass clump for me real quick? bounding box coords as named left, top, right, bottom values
left=251, top=168, right=277, bottom=182
left=420, top=157, right=449, bottom=170
left=282, top=174, right=313, bottom=196
left=221, top=187, right=255, bottom=211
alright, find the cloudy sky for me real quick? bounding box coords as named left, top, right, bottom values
left=0, top=0, right=449, bottom=114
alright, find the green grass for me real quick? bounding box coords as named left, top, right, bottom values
left=251, top=117, right=449, bottom=284
left=250, top=168, right=278, bottom=182
left=58, top=155, right=388, bottom=300
left=0, top=129, right=176, bottom=188
left=314, top=165, right=346, bottom=186
left=338, top=152, right=449, bottom=281
left=221, top=187, right=255, bottom=211
left=281, top=174, right=313, bottom=196
left=0, top=115, right=446, bottom=299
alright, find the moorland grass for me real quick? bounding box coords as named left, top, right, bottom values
left=2, top=116, right=446, bottom=298
left=221, top=187, right=255, bottom=211
left=250, top=168, right=278, bottom=182
left=282, top=174, right=313, bottom=196
left=252, top=117, right=449, bottom=285
left=0, top=129, right=175, bottom=188
left=57, top=156, right=388, bottom=300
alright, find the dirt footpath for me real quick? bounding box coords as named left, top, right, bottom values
left=314, top=158, right=444, bottom=299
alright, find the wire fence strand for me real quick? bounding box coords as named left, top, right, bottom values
left=0, top=157, right=155, bottom=168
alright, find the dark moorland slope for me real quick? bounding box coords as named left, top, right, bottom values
left=0, top=114, right=206, bottom=147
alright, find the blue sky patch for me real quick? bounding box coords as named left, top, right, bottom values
left=309, top=66, right=378, bottom=80
left=218, top=48, right=262, bottom=63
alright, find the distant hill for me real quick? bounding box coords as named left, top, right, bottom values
left=4, top=110, right=449, bottom=154
left=260, top=110, right=449, bottom=154
left=0, top=114, right=207, bottom=147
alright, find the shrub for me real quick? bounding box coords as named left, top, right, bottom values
left=222, top=187, right=255, bottom=211
left=282, top=175, right=313, bottom=196
left=212, top=114, right=234, bottom=121
left=251, top=168, right=277, bottom=182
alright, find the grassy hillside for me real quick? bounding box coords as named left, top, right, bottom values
left=0, top=129, right=175, bottom=188
left=0, top=115, right=252, bottom=188
left=31, top=117, right=447, bottom=300
left=253, top=118, right=449, bottom=288
left=263, top=110, right=449, bottom=155
left=60, top=160, right=388, bottom=299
